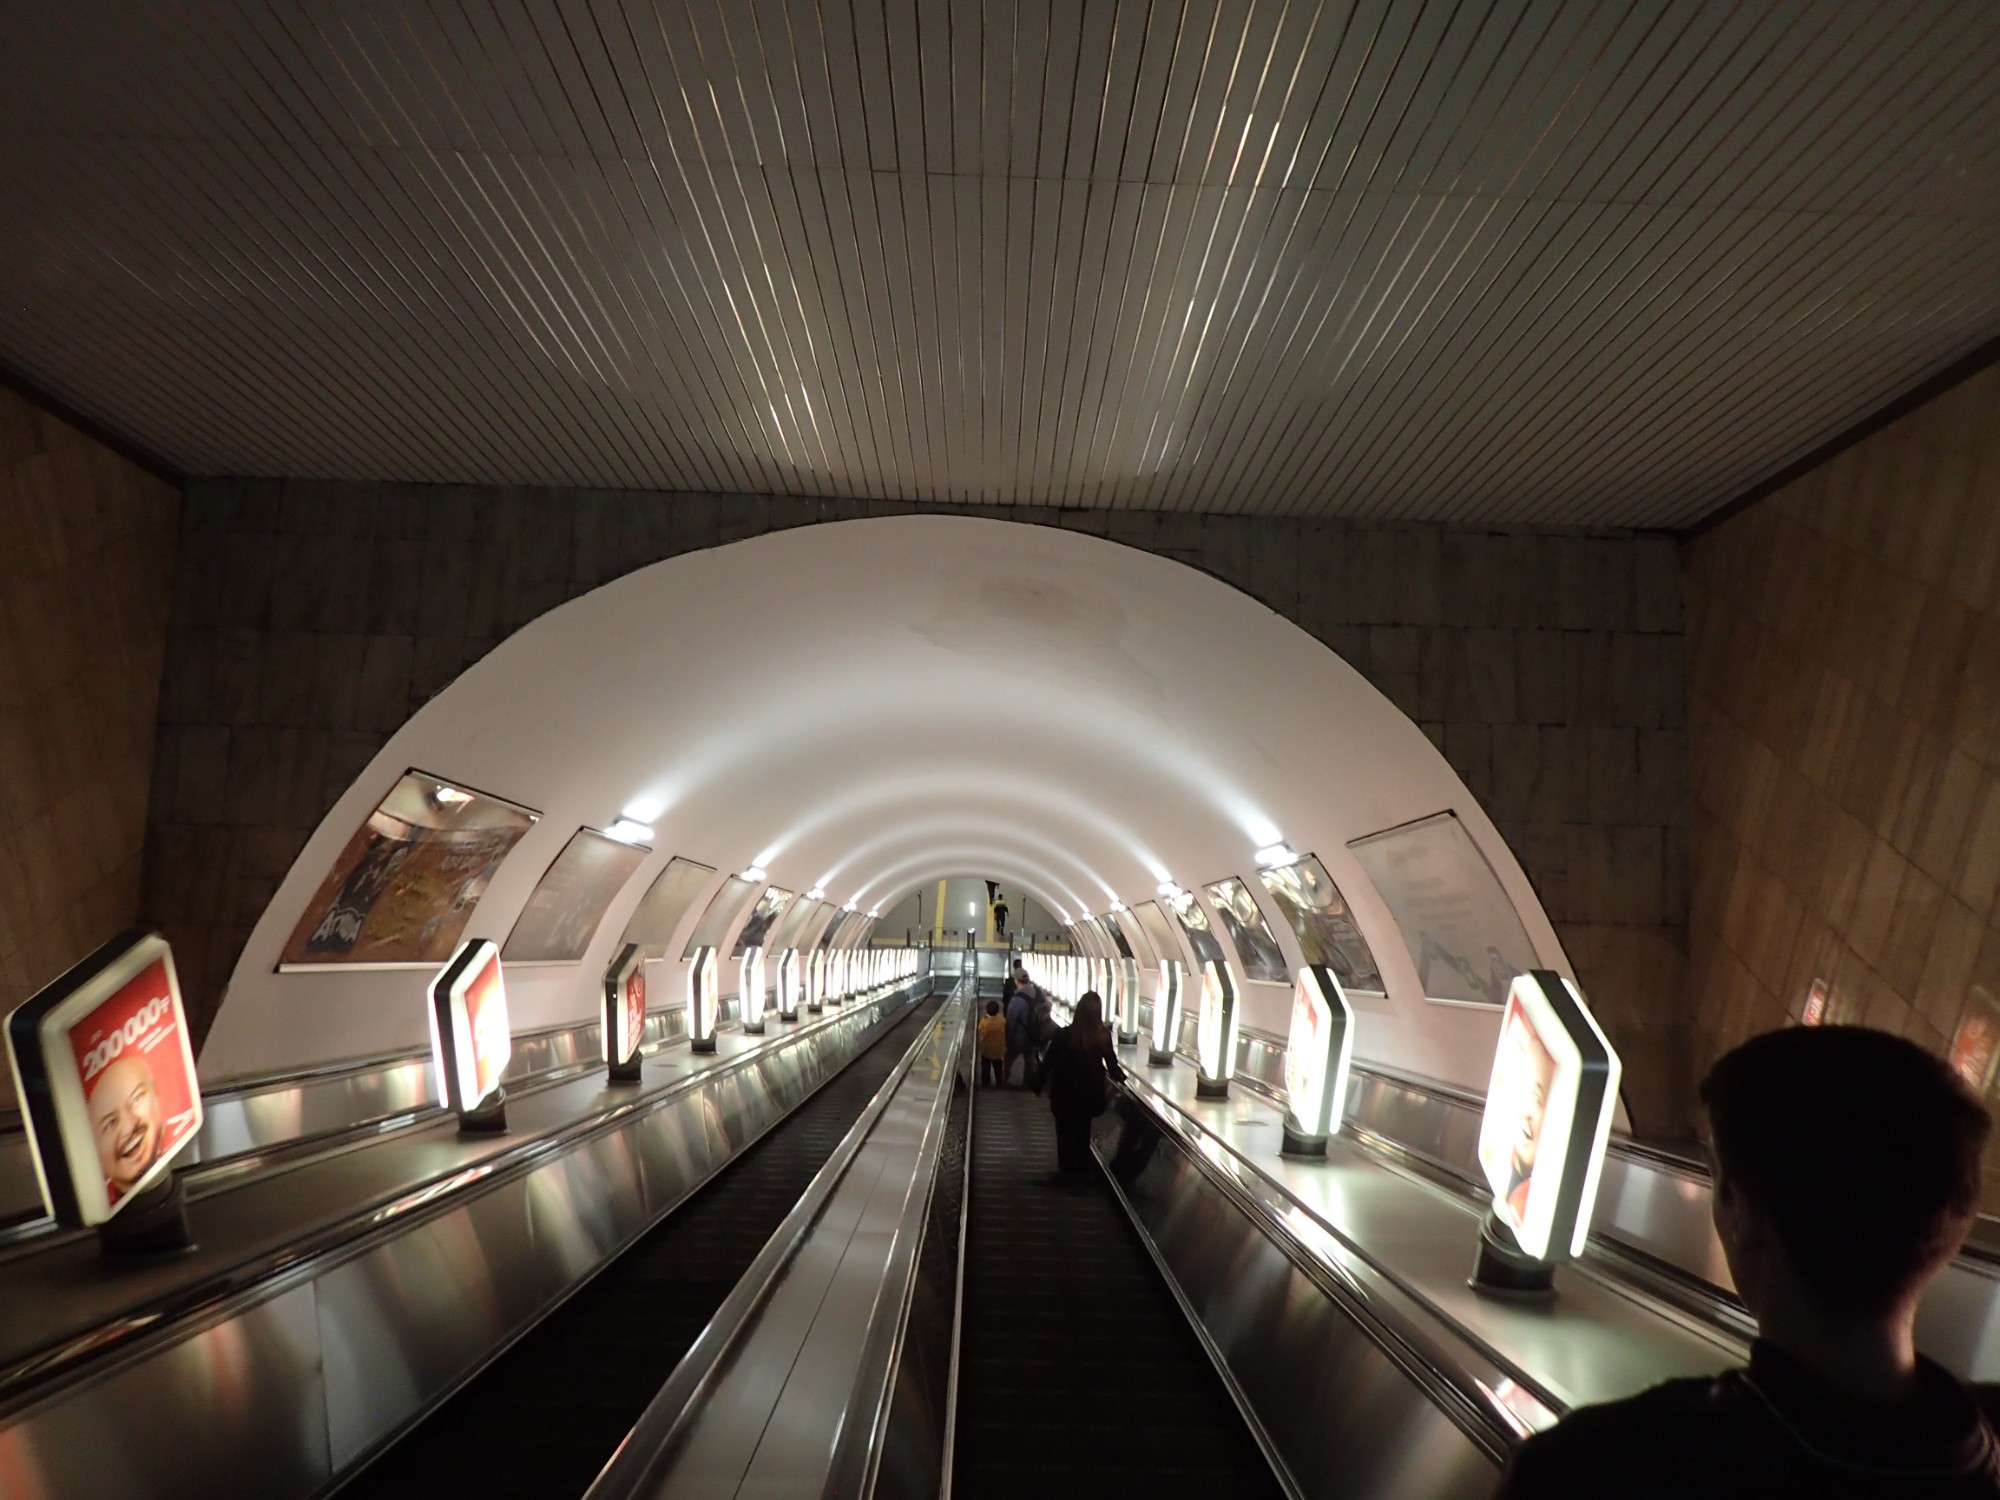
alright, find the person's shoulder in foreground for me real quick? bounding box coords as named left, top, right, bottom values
left=1498, top=1023, right=2000, bottom=1499
left=1500, top=1344, right=2000, bottom=1498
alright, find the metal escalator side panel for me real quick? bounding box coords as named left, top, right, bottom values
left=0, top=988, right=932, bottom=1500
left=1097, top=1097, right=1505, bottom=1500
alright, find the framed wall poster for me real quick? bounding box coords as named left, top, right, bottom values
left=1164, top=888, right=1227, bottom=969
left=1347, top=811, right=1537, bottom=1008
left=281, top=771, right=537, bottom=968
left=1256, top=854, right=1385, bottom=993
left=501, top=829, right=647, bottom=963
left=1110, top=908, right=1155, bottom=964
left=1132, top=901, right=1184, bottom=968
left=683, top=877, right=762, bottom=959
left=1203, top=877, right=1288, bottom=983
left=616, top=856, right=717, bottom=954
left=732, top=887, right=795, bottom=958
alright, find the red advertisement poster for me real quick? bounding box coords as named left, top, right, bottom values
left=67, top=955, right=202, bottom=1214
left=7, top=934, right=208, bottom=1228
left=1949, top=988, right=2000, bottom=1095
left=621, top=967, right=647, bottom=1064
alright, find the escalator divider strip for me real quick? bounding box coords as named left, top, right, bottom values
left=936, top=978, right=979, bottom=1496
left=585, top=992, right=962, bottom=1500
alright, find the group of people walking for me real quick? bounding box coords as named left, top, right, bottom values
left=976, top=960, right=1126, bottom=1174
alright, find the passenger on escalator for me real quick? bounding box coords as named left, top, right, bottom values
left=978, top=1000, right=1007, bottom=1086
left=1498, top=1025, right=2000, bottom=1498
left=1035, top=992, right=1125, bottom=1177
left=1005, top=966, right=1039, bottom=1086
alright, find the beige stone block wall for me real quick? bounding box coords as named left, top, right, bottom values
left=1686, top=361, right=2000, bottom=1200
left=0, top=389, right=180, bottom=1105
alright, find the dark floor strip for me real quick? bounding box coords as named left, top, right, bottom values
left=951, top=1082, right=1285, bottom=1500
left=341, top=995, right=943, bottom=1500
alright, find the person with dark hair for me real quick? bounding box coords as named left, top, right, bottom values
left=1004, top=963, right=1038, bottom=1087
left=1499, top=1025, right=2000, bottom=1497
left=1035, top=991, right=1125, bottom=1175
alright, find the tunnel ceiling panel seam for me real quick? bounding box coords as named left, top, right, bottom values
left=1, top=2, right=1998, bottom=526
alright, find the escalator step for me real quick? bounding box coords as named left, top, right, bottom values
left=952, top=1086, right=1285, bottom=1500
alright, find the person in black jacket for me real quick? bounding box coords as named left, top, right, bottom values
left=1035, top=991, right=1126, bottom=1175
left=1499, top=1025, right=2000, bottom=1498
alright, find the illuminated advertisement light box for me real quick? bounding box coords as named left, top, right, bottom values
left=806, top=951, right=824, bottom=1012
left=688, top=946, right=720, bottom=1053
left=1475, top=971, right=1621, bottom=1263
left=776, top=950, right=800, bottom=1019
left=429, top=940, right=513, bottom=1132
left=740, top=949, right=767, bottom=1033
left=1149, top=963, right=1184, bottom=1062
left=5, top=931, right=204, bottom=1230
left=602, top=942, right=647, bottom=1083
left=1194, top=960, right=1239, bottom=1098
left=1282, top=965, right=1356, bottom=1156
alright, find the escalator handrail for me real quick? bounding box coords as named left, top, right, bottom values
left=1113, top=1065, right=1529, bottom=1463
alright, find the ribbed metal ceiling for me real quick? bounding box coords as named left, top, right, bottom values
left=1, top=2, right=1996, bottom=526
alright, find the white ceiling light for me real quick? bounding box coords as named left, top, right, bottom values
left=605, top=819, right=654, bottom=846
left=806, top=886, right=827, bottom=900
left=1157, top=881, right=1181, bottom=898
left=1253, top=843, right=1298, bottom=869
left=1109, top=901, right=1127, bottom=912
left=742, top=865, right=768, bottom=883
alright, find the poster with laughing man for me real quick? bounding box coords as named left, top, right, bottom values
left=5, top=932, right=204, bottom=1228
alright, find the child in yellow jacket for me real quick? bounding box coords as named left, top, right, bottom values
left=977, top=999, right=1007, bottom=1086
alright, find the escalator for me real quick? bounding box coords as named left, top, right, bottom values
left=340, top=993, right=946, bottom=1498
left=951, top=1085, right=1284, bottom=1500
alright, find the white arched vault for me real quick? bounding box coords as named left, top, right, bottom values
left=203, top=515, right=1577, bottom=1095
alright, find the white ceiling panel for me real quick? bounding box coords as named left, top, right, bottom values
left=0, top=1, right=1996, bottom=526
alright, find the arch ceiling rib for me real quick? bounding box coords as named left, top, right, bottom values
left=2, top=2, right=1997, bottom=527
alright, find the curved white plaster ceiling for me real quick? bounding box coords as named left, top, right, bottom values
left=204, top=515, right=1576, bottom=1096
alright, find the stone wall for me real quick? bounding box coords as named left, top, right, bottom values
left=0, top=389, right=180, bottom=1104
left=146, top=482, right=1690, bottom=1131
left=1686, top=362, right=2000, bottom=1194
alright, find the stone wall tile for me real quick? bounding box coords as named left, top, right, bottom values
left=365, top=539, right=422, bottom=634
left=1516, top=629, right=1564, bottom=724
left=461, top=530, right=522, bottom=640
left=718, top=493, right=772, bottom=544
left=1440, top=531, right=1493, bottom=627
left=355, top=635, right=415, bottom=733
left=416, top=544, right=472, bottom=637
left=668, top=492, right=723, bottom=553
left=1465, top=628, right=1516, bottom=723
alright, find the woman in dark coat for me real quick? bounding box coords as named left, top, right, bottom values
left=1035, top=992, right=1126, bottom=1174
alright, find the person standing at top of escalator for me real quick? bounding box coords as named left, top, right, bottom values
left=1035, top=991, right=1125, bottom=1176
left=1498, top=1025, right=2000, bottom=1499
